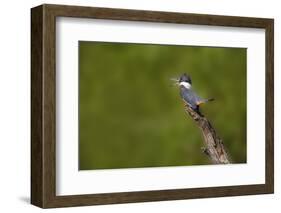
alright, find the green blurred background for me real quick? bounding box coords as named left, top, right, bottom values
left=79, top=41, right=247, bottom=170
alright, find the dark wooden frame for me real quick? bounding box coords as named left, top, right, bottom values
left=31, top=4, right=274, bottom=208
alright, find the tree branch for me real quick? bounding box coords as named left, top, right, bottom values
left=184, top=105, right=230, bottom=164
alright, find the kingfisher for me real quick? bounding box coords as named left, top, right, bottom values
left=172, top=73, right=214, bottom=113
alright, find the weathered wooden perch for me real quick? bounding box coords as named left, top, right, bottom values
left=184, top=105, right=230, bottom=164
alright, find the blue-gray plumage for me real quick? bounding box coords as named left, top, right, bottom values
left=180, top=86, right=202, bottom=110
left=177, top=73, right=214, bottom=112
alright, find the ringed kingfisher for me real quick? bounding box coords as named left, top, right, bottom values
left=172, top=73, right=214, bottom=113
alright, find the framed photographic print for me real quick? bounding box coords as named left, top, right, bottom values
left=31, top=4, right=274, bottom=208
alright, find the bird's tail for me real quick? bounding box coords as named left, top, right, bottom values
left=206, top=98, right=215, bottom=102
left=198, top=98, right=214, bottom=105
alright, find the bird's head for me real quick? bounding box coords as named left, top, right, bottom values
left=179, top=73, right=192, bottom=85
left=170, top=73, right=192, bottom=89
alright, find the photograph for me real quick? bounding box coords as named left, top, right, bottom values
left=78, top=41, right=247, bottom=170
left=30, top=3, right=274, bottom=208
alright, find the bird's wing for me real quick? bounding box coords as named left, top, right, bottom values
left=180, top=88, right=202, bottom=108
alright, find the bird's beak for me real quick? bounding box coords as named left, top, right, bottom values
left=170, top=78, right=178, bottom=82
left=170, top=78, right=179, bottom=86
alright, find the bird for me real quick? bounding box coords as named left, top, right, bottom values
left=172, top=73, right=214, bottom=114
